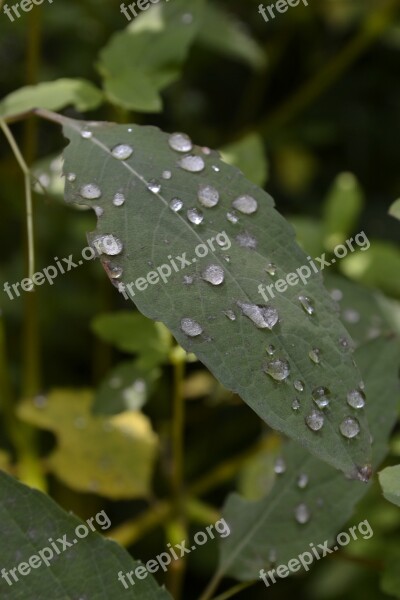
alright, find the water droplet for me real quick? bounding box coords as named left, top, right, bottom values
left=212, top=165, right=220, bottom=172
left=312, top=386, right=331, bottom=409
left=294, top=380, right=304, bottom=392
left=274, top=457, right=286, bottom=474
left=93, top=234, right=123, bottom=256
left=264, top=358, right=290, bottom=381
left=232, top=194, right=258, bottom=215
left=198, top=184, right=219, bottom=208
left=148, top=180, right=161, bottom=194
left=66, top=173, right=76, bottom=182
left=343, top=308, right=360, bottom=324
left=178, top=155, right=205, bottom=173
left=183, top=275, right=194, bottom=285
left=356, top=464, right=372, bottom=482
left=265, top=263, right=277, bottom=276
left=168, top=132, right=193, bottom=152
left=292, top=398, right=301, bottom=411
left=347, top=389, right=366, bottom=409
left=295, top=503, right=311, bottom=524
left=94, top=206, right=103, bottom=217
left=74, top=416, right=87, bottom=430
left=237, top=302, right=279, bottom=329
left=339, top=337, right=351, bottom=350
left=359, top=380, right=365, bottom=391
left=127, top=128, right=133, bottom=133
left=202, top=146, right=211, bottom=155
left=111, top=144, right=133, bottom=160
left=305, top=409, right=324, bottom=431
left=162, top=170, right=172, bottom=180
left=202, top=265, right=225, bottom=286
left=266, top=344, right=275, bottom=355
left=81, top=128, right=93, bottom=139
left=297, top=473, right=308, bottom=489
left=235, top=232, right=257, bottom=249
left=181, top=318, right=203, bottom=337
left=226, top=211, right=239, bottom=224
left=330, top=289, right=343, bottom=301
left=187, top=208, right=204, bottom=225
left=340, top=416, right=360, bottom=438
left=103, top=261, right=123, bottom=280
left=33, top=394, right=47, bottom=408
left=224, top=310, right=236, bottom=321
left=80, top=183, right=101, bottom=200
left=170, top=198, right=183, bottom=212
left=113, top=192, right=125, bottom=206
left=299, top=295, right=315, bottom=315
left=309, top=348, right=321, bottom=364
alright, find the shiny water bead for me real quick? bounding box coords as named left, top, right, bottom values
left=274, top=457, right=286, bottom=474
left=94, top=234, right=123, bottom=256
left=162, top=170, right=172, bottom=180
left=187, top=208, right=204, bottom=225
left=232, top=194, right=258, bottom=215
left=148, top=180, right=161, bottom=194
left=168, top=132, right=193, bottom=152
left=202, top=265, right=225, bottom=286
left=347, top=389, right=366, bottom=409
left=292, top=398, right=301, bottom=411
left=113, top=192, right=125, bottom=206
left=266, top=344, right=275, bottom=356
left=178, top=155, right=205, bottom=172
left=93, top=206, right=103, bottom=217
left=295, top=503, right=311, bottom=525
left=202, top=146, right=211, bottom=155
left=80, top=128, right=93, bottom=139
left=198, top=184, right=219, bottom=208
left=212, top=165, right=220, bottom=172
left=226, top=211, right=239, bottom=224
left=305, top=409, right=324, bottom=431
left=340, top=416, right=360, bottom=439
left=66, top=173, right=76, bottom=182
left=103, top=261, right=123, bottom=280
left=264, top=358, right=290, bottom=381
left=181, top=318, right=203, bottom=337
left=111, top=144, right=133, bottom=160
left=170, top=198, right=183, bottom=212
left=224, top=310, right=236, bottom=321
left=309, top=348, right=321, bottom=364
left=297, top=473, right=309, bottom=489
left=80, top=183, right=102, bottom=199
left=237, top=302, right=279, bottom=329
left=265, top=263, right=277, bottom=276
left=299, top=295, right=315, bottom=315
left=294, top=380, right=304, bottom=392
left=236, top=232, right=257, bottom=249
left=183, top=275, right=194, bottom=285
left=312, top=386, right=331, bottom=409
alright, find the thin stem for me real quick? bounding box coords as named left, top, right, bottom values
left=210, top=581, right=257, bottom=600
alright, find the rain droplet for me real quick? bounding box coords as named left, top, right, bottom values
left=169, top=132, right=193, bottom=153
left=81, top=128, right=93, bottom=139
left=299, top=295, right=315, bottom=315
left=111, top=144, right=133, bottom=160
left=274, top=457, right=286, bottom=474
left=181, top=318, right=203, bottom=337
left=236, top=232, right=257, bottom=249
left=94, top=206, right=103, bottom=217
left=212, top=165, right=220, bottom=172
left=202, top=146, right=211, bottom=155
left=178, top=155, right=205, bottom=173
left=103, top=261, right=123, bottom=280
left=148, top=180, right=161, bottom=194
left=66, top=173, right=76, bottom=182
left=292, top=398, right=301, bottom=411
left=297, top=473, right=308, bottom=489
left=198, top=184, right=219, bottom=208
left=330, top=289, right=343, bottom=301
left=170, top=198, right=183, bottom=212
left=339, top=337, right=351, bottom=350
left=162, top=170, right=172, bottom=180
left=224, top=310, right=236, bottom=321
left=309, top=348, right=321, bottom=364
left=80, top=183, right=102, bottom=200
left=226, top=211, right=239, bottom=224
left=187, top=208, right=204, bottom=225
left=113, top=192, right=125, bottom=206
left=295, top=503, right=311, bottom=524
left=343, top=308, right=360, bottom=324
left=232, top=194, right=258, bottom=215
left=305, top=409, right=324, bottom=431
left=294, top=380, right=304, bottom=392
left=183, top=275, right=194, bottom=285
left=340, top=416, right=360, bottom=438
left=347, top=389, right=366, bottom=409
left=264, top=358, right=290, bottom=381
left=202, top=265, right=225, bottom=286
left=237, top=302, right=279, bottom=329
left=93, top=234, right=123, bottom=256
left=266, top=344, right=275, bottom=355
left=312, top=386, right=331, bottom=409
left=265, top=263, right=277, bottom=276
left=356, top=464, right=372, bottom=482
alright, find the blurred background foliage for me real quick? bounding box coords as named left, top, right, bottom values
left=0, top=0, right=400, bottom=598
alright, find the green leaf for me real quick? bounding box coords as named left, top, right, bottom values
left=389, top=198, right=400, bottom=221
left=0, top=471, right=171, bottom=600
left=220, top=133, right=268, bottom=187
left=0, top=79, right=103, bottom=121
left=18, top=389, right=159, bottom=499
left=378, top=465, right=400, bottom=507
left=61, top=116, right=372, bottom=478
left=218, top=336, right=400, bottom=581
left=196, top=3, right=266, bottom=69
left=97, top=0, right=204, bottom=113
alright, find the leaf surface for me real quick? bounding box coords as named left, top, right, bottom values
left=378, top=465, right=400, bottom=507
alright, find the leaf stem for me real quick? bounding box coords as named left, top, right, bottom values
left=209, top=580, right=257, bottom=600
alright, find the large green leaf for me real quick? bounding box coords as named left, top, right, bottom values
left=61, top=116, right=372, bottom=478
left=0, top=79, right=103, bottom=121
left=378, top=465, right=400, bottom=507
left=0, top=472, right=172, bottom=599
left=218, top=336, right=400, bottom=581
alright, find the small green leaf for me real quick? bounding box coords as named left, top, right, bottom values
left=0, top=471, right=172, bottom=599
left=378, top=465, right=400, bottom=507
left=220, top=133, right=268, bottom=187
left=389, top=198, right=400, bottom=221
left=0, top=79, right=103, bottom=121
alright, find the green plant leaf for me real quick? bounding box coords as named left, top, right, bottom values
left=61, top=116, right=372, bottom=478
left=97, top=0, right=204, bottom=113
left=218, top=336, right=400, bottom=581
left=220, top=133, right=268, bottom=187
left=18, top=389, right=159, bottom=499
left=0, top=79, right=103, bottom=121
left=378, top=465, right=400, bottom=507
left=0, top=471, right=172, bottom=600
left=389, top=198, right=400, bottom=221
